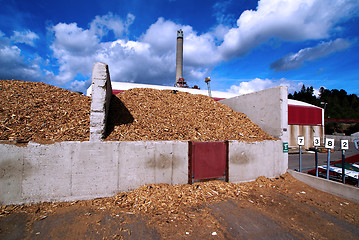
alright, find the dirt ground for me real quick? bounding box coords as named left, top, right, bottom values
left=1, top=173, right=358, bottom=240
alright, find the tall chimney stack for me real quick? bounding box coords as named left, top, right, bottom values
left=175, top=29, right=183, bottom=87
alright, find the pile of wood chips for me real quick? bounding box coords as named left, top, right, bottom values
left=0, top=80, right=274, bottom=142
left=0, top=80, right=91, bottom=142
left=106, top=88, right=275, bottom=142
left=115, top=175, right=290, bottom=222
left=116, top=181, right=243, bottom=216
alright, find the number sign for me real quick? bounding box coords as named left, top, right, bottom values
left=341, top=140, right=349, bottom=150
left=313, top=137, right=320, bottom=147
left=325, top=138, right=334, bottom=149
left=297, top=136, right=305, bottom=146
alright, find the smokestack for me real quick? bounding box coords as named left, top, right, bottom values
left=175, top=29, right=183, bottom=87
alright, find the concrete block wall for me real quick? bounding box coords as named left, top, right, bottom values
left=0, top=141, right=188, bottom=205
left=288, top=169, right=359, bottom=203
left=220, top=86, right=289, bottom=142
left=0, top=140, right=286, bottom=205
left=229, top=140, right=287, bottom=182
left=90, top=62, right=113, bottom=141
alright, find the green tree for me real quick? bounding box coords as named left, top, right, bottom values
left=289, top=86, right=359, bottom=134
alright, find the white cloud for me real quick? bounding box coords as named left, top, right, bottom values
left=270, top=38, right=351, bottom=71
left=47, top=0, right=359, bottom=93
left=228, top=78, right=303, bottom=95
left=49, top=22, right=101, bottom=84
left=90, top=12, right=135, bottom=38
left=141, top=17, right=178, bottom=55
left=218, top=0, right=359, bottom=59
left=3, top=0, right=358, bottom=93
left=10, top=29, right=39, bottom=46
left=51, top=23, right=100, bottom=57
left=0, top=31, right=43, bottom=81
left=48, top=16, right=225, bottom=91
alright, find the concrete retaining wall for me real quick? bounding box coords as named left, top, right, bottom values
left=220, top=86, right=288, bottom=142
left=229, top=140, right=287, bottom=182
left=0, top=139, right=286, bottom=205
left=288, top=169, right=359, bottom=203
left=220, top=87, right=288, bottom=175
left=0, top=141, right=188, bottom=205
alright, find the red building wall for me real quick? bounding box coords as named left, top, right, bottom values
left=288, top=105, right=323, bottom=126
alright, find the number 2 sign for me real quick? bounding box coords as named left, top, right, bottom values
left=297, top=136, right=304, bottom=146
left=341, top=140, right=349, bottom=150
left=325, top=138, right=334, bottom=149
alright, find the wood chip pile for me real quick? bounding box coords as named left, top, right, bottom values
left=116, top=181, right=242, bottom=216
left=115, top=174, right=291, bottom=220
left=0, top=80, right=274, bottom=142
left=0, top=80, right=91, bottom=142
left=106, top=88, right=275, bottom=142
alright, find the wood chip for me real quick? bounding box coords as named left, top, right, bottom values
left=106, top=88, right=275, bottom=142
left=0, top=80, right=90, bottom=142
left=0, top=80, right=275, bottom=142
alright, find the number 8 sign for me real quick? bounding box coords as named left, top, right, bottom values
left=325, top=138, right=334, bottom=149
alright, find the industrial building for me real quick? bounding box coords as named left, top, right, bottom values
left=288, top=100, right=324, bottom=149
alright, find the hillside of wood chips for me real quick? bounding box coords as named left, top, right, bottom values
left=105, top=88, right=275, bottom=142
left=0, top=80, right=275, bottom=142
left=0, top=80, right=91, bottom=142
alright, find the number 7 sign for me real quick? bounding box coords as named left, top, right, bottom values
left=297, top=136, right=304, bottom=146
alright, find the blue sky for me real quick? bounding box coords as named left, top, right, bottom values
left=1, top=0, right=359, bottom=95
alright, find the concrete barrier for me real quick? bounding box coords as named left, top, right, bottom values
left=0, top=139, right=287, bottom=205
left=90, top=62, right=113, bottom=141
left=288, top=169, right=359, bottom=203
left=229, top=140, right=287, bottom=182
left=0, top=141, right=188, bottom=205
left=220, top=87, right=289, bottom=175
left=220, top=86, right=288, bottom=142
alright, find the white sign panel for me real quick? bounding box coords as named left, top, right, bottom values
left=297, top=136, right=305, bottom=146
left=313, top=137, right=320, bottom=147
left=341, top=140, right=349, bottom=150
left=325, top=138, right=335, bottom=149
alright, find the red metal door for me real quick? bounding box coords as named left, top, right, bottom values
left=189, top=141, right=228, bottom=182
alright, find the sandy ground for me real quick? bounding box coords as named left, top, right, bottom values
left=1, top=173, right=358, bottom=240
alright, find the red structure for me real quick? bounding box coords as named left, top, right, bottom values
left=189, top=141, right=228, bottom=182
left=288, top=105, right=323, bottom=125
